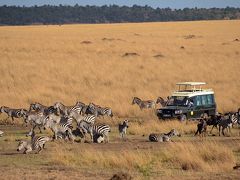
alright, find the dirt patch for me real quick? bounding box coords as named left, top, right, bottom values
left=180, top=46, right=185, bottom=49
left=153, top=54, right=165, bottom=58
left=110, top=172, right=132, bottom=180
left=81, top=41, right=92, bottom=44
left=122, top=53, right=139, bottom=57
left=233, top=38, right=239, bottom=42
left=184, top=34, right=202, bottom=39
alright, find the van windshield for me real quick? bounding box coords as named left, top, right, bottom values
left=167, top=96, right=190, bottom=106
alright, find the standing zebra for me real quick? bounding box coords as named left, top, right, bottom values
left=118, top=120, right=129, bottom=139
left=132, top=97, right=155, bottom=110
left=156, top=97, right=169, bottom=107
left=0, top=106, right=28, bottom=122
left=29, top=102, right=56, bottom=115
left=218, top=114, right=233, bottom=136
left=68, top=111, right=96, bottom=125
left=44, top=116, right=74, bottom=141
left=53, top=102, right=82, bottom=116
left=17, top=131, right=51, bottom=154
left=149, top=129, right=180, bottom=142
left=23, top=111, right=46, bottom=135
left=206, top=113, right=222, bottom=134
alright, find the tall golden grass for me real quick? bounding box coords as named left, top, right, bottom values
left=48, top=140, right=236, bottom=174
left=0, top=20, right=240, bottom=119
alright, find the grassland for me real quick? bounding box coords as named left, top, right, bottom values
left=0, top=20, right=240, bottom=179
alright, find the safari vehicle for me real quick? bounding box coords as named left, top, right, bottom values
left=156, top=82, right=216, bottom=120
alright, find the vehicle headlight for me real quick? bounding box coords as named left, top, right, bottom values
left=175, top=110, right=182, bottom=114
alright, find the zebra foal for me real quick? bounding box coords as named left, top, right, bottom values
left=118, top=120, right=129, bottom=139
left=17, top=131, right=51, bottom=154
left=149, top=129, right=180, bottom=142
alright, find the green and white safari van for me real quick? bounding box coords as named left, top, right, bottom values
left=156, top=82, right=216, bottom=120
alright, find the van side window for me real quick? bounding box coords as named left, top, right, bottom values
left=195, top=96, right=201, bottom=106
left=207, top=94, right=213, bottom=104
left=201, top=95, right=207, bottom=105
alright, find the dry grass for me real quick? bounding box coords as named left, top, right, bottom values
left=0, top=20, right=240, bottom=118
left=48, top=140, right=236, bottom=175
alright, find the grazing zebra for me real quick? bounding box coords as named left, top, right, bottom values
left=53, top=102, right=82, bottom=116
left=17, top=131, right=51, bottom=154
left=132, top=97, right=155, bottom=110
left=0, top=106, right=28, bottom=122
left=77, top=121, right=111, bottom=143
left=218, top=114, right=233, bottom=136
left=149, top=129, right=180, bottom=142
left=93, top=124, right=111, bottom=143
left=118, top=120, right=129, bottom=139
left=156, top=97, right=169, bottom=107
left=0, top=130, right=3, bottom=137
left=44, top=116, right=74, bottom=141
left=195, top=119, right=207, bottom=137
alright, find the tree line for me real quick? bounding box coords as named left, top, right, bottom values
left=0, top=5, right=239, bottom=25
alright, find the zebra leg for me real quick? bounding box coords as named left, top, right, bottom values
left=222, top=127, right=225, bottom=136
left=36, top=147, right=43, bottom=154
left=219, top=126, right=221, bottom=136
left=11, top=116, right=14, bottom=122
left=38, top=126, right=42, bottom=134
left=210, top=125, right=214, bottom=134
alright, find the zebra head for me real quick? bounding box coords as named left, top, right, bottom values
left=0, top=106, right=8, bottom=113
left=29, top=103, right=38, bottom=111
left=170, top=129, right=181, bottom=137
left=17, top=140, right=28, bottom=152
left=132, top=97, right=140, bottom=105
left=53, top=102, right=63, bottom=114
left=123, top=120, right=129, bottom=128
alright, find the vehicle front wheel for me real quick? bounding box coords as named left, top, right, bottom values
left=180, top=114, right=187, bottom=121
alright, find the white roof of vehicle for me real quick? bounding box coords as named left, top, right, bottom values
left=176, top=82, right=206, bottom=86
left=173, top=82, right=214, bottom=97
left=172, top=90, right=214, bottom=97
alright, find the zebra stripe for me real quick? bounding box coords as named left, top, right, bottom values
left=93, top=124, right=111, bottom=143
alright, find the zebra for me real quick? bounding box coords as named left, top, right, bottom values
left=23, top=111, right=46, bottom=135
left=0, top=130, right=3, bottom=137
left=149, top=129, right=180, bottom=142
left=218, top=113, right=233, bottom=136
left=132, top=97, right=155, bottom=110
left=0, top=106, right=28, bottom=122
left=92, top=124, right=111, bottom=143
left=76, top=101, right=86, bottom=114
left=118, top=120, right=129, bottom=139
left=156, top=97, right=169, bottom=107
left=29, top=102, right=56, bottom=115
left=44, top=116, right=74, bottom=141
left=77, top=121, right=111, bottom=143
left=68, top=110, right=96, bottom=125
left=17, top=131, right=51, bottom=154
left=53, top=102, right=82, bottom=116
left=194, top=119, right=207, bottom=137
left=231, top=112, right=240, bottom=127
left=206, top=114, right=222, bottom=134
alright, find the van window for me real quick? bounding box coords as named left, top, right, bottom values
left=194, top=96, right=201, bottom=106
left=201, top=95, right=207, bottom=105
left=207, top=94, right=213, bottom=105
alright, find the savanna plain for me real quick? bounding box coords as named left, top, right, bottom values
left=0, top=20, right=240, bottom=179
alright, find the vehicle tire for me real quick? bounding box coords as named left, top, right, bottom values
left=180, top=114, right=187, bottom=121
left=201, top=113, right=208, bottom=119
